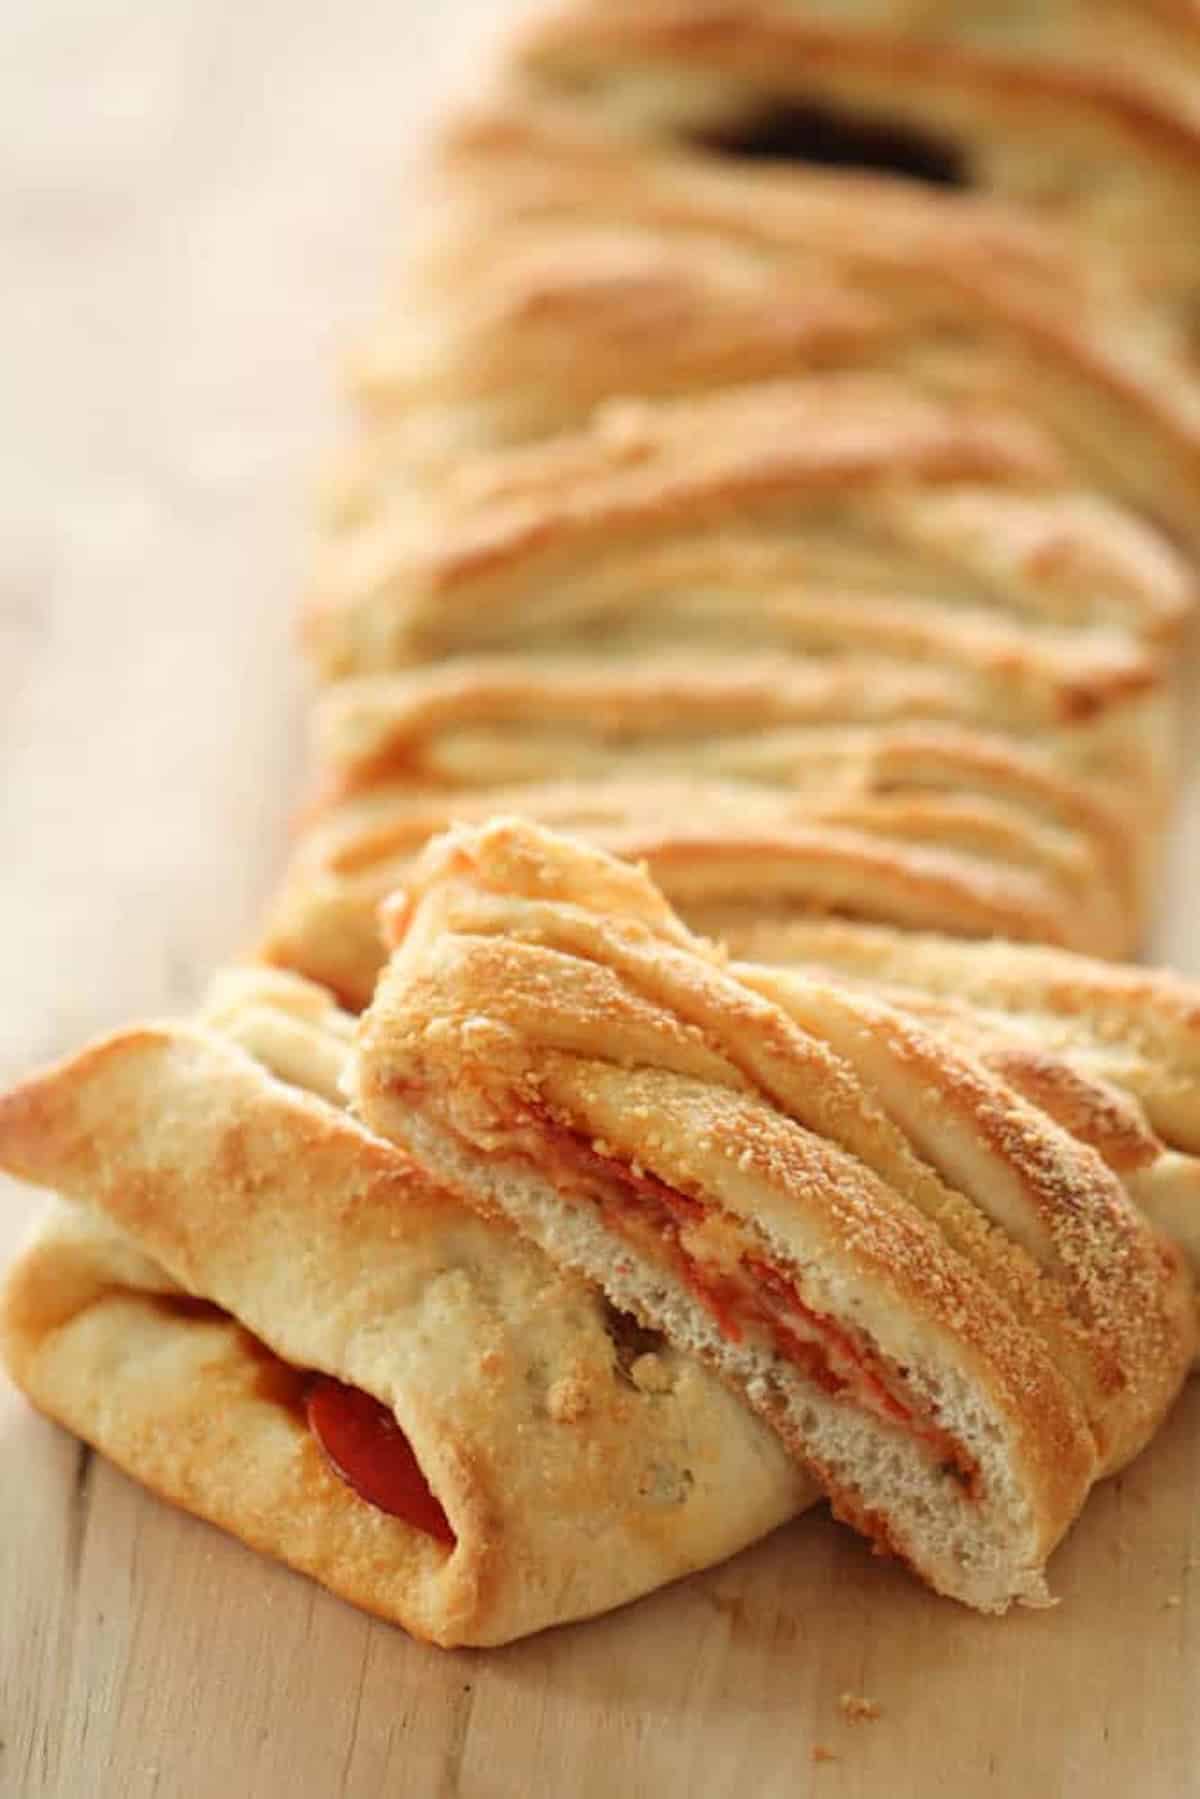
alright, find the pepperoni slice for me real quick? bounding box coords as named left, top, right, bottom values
left=306, top=1376, right=456, bottom=1547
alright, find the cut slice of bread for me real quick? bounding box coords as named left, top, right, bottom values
left=352, top=817, right=1196, bottom=1613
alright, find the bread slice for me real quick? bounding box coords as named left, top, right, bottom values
left=0, top=970, right=812, bottom=1646
left=351, top=817, right=1196, bottom=1612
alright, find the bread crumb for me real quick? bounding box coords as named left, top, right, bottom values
left=546, top=1375, right=590, bottom=1423
left=1164, top=1594, right=1182, bottom=1609
left=812, top=1746, right=838, bottom=1764
left=630, top=1352, right=675, bottom=1395
left=839, top=1693, right=882, bottom=1723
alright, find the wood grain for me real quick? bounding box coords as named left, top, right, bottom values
left=1, top=5, right=1198, bottom=1796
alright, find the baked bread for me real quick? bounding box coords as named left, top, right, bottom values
left=308, top=376, right=1190, bottom=713
left=0, top=968, right=813, bottom=1647
left=313, top=657, right=1163, bottom=826
left=351, top=818, right=1196, bottom=1612
left=315, top=657, right=1034, bottom=794
left=339, top=101, right=1200, bottom=547
left=260, top=771, right=1137, bottom=1011
left=513, top=4, right=1200, bottom=319
left=314, top=654, right=1149, bottom=907
left=713, top=917, right=1200, bottom=1161
left=524, top=0, right=1200, bottom=125
left=711, top=925, right=1200, bottom=1319
left=310, top=543, right=1168, bottom=814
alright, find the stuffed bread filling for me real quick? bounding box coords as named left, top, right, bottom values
left=513, top=1118, right=980, bottom=1497
left=152, top=1296, right=456, bottom=1545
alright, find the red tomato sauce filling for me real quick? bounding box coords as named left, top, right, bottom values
left=150, top=1296, right=455, bottom=1545
left=305, top=1376, right=456, bottom=1546
left=530, top=1120, right=978, bottom=1495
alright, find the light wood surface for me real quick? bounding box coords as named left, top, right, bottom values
left=3, top=6, right=1199, bottom=1796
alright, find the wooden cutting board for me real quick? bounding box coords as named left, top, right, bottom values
left=3, top=4, right=1199, bottom=1794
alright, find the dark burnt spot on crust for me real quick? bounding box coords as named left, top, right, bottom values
left=693, top=97, right=969, bottom=188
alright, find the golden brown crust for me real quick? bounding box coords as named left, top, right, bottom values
left=722, top=925, right=1200, bottom=1355
left=715, top=917, right=1200, bottom=1158
left=352, top=818, right=1195, bottom=1609
left=259, top=774, right=1137, bottom=1013
left=315, top=657, right=1004, bottom=792
left=515, top=4, right=1200, bottom=306
left=307, top=375, right=1189, bottom=835
left=349, top=220, right=893, bottom=454
left=519, top=4, right=1200, bottom=145
left=312, top=528, right=1170, bottom=821
left=311, top=658, right=1146, bottom=930
left=518, top=0, right=1200, bottom=125
left=310, top=372, right=1192, bottom=660
left=0, top=1016, right=811, bottom=1646
left=435, top=96, right=1092, bottom=303
left=342, top=100, right=1200, bottom=547
left=309, top=658, right=1156, bottom=827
